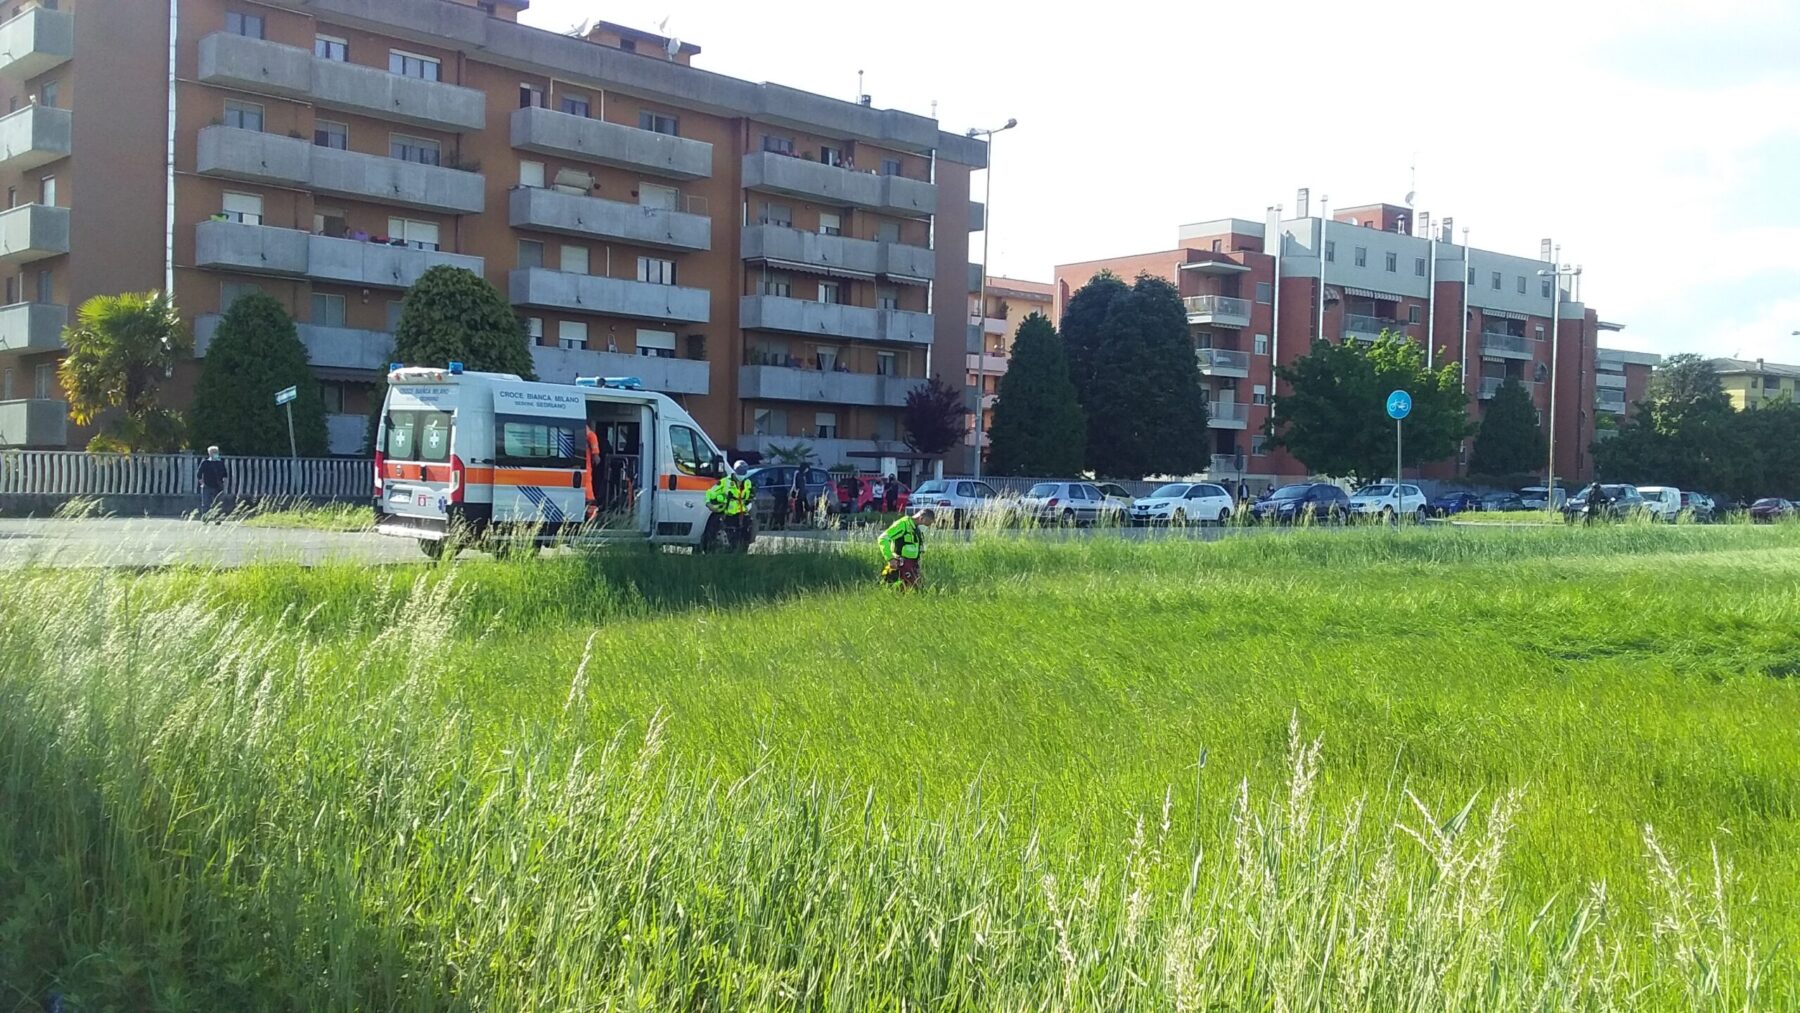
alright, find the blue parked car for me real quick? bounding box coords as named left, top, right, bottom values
left=1428, top=491, right=1483, bottom=517
left=1249, top=483, right=1349, bottom=524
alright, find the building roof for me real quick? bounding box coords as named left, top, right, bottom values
left=1709, top=356, right=1800, bottom=378
left=1598, top=347, right=1661, bottom=368
left=983, top=276, right=1052, bottom=301
left=589, top=20, right=703, bottom=57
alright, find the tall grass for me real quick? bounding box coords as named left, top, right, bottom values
left=2, top=524, right=1797, bottom=1008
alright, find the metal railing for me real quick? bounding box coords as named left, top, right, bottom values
left=1595, top=391, right=1627, bottom=412
left=1209, top=400, right=1249, bottom=422
left=1184, top=294, right=1252, bottom=319
left=0, top=451, right=370, bottom=500
left=1480, top=331, right=1532, bottom=356
left=1344, top=313, right=1398, bottom=339
left=1196, top=347, right=1251, bottom=371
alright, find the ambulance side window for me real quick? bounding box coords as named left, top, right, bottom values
left=495, top=415, right=582, bottom=468
left=668, top=425, right=707, bottom=476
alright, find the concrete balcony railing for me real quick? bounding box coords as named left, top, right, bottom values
left=195, top=313, right=395, bottom=372
left=973, top=314, right=1007, bottom=336
left=1196, top=347, right=1250, bottom=376
left=1596, top=390, right=1627, bottom=413
left=1480, top=331, right=1533, bottom=360
left=0, top=398, right=66, bottom=448
left=508, top=267, right=710, bottom=324
left=1596, top=371, right=1628, bottom=390
left=1209, top=453, right=1246, bottom=475
left=739, top=295, right=933, bottom=346
left=1207, top=400, right=1249, bottom=429
left=969, top=200, right=986, bottom=232
left=510, top=186, right=710, bottom=251
left=0, top=301, right=66, bottom=354
left=198, top=32, right=484, bottom=132
left=741, top=151, right=937, bottom=217
left=1479, top=376, right=1506, bottom=400
left=0, top=203, right=69, bottom=266
left=531, top=344, right=710, bottom=395
left=967, top=262, right=983, bottom=294
left=738, top=364, right=924, bottom=408
left=1184, top=294, right=1252, bottom=329
left=195, top=221, right=484, bottom=288
left=966, top=352, right=1008, bottom=375
left=0, top=6, right=73, bottom=80
left=741, top=224, right=933, bottom=283
left=1344, top=313, right=1399, bottom=341
left=0, top=104, right=70, bottom=173
left=511, top=106, right=712, bottom=180
left=197, top=126, right=485, bottom=214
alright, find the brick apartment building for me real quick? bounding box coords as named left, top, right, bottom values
left=0, top=0, right=987, bottom=474
left=1055, top=199, right=1657, bottom=490
left=965, top=274, right=1050, bottom=450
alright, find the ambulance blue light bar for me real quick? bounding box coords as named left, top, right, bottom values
left=448, top=361, right=465, bottom=375
left=574, top=376, right=645, bottom=390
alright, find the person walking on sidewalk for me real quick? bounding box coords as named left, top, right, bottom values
left=197, top=447, right=229, bottom=523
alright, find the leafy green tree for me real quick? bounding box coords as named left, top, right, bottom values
left=986, top=313, right=1085, bottom=476
left=901, top=376, right=968, bottom=457
left=1737, top=398, right=1800, bottom=498
left=1056, top=271, right=1128, bottom=418
left=190, top=293, right=328, bottom=456
left=58, top=291, right=191, bottom=453
left=1594, top=355, right=1772, bottom=499
left=1468, top=378, right=1545, bottom=477
left=392, top=266, right=535, bottom=378
left=1272, top=332, right=1471, bottom=483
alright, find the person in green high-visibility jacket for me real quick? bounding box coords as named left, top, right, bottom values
left=877, top=506, right=932, bottom=589
left=704, top=461, right=755, bottom=551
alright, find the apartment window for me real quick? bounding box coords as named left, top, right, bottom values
left=223, top=99, right=263, bottom=132
left=314, top=119, right=348, bottom=150
left=557, top=320, right=588, bottom=351
left=881, top=158, right=902, bottom=177
left=220, top=280, right=261, bottom=310
left=225, top=11, right=264, bottom=38
left=763, top=134, right=794, bottom=154
left=39, top=80, right=57, bottom=108
left=638, top=110, right=678, bottom=135
left=876, top=287, right=898, bottom=310
left=818, top=212, right=842, bottom=237
left=1535, top=325, right=1546, bottom=340
left=817, top=281, right=842, bottom=305
left=1253, top=384, right=1268, bottom=406
left=390, top=134, right=441, bottom=166
left=1491, top=271, right=1502, bottom=290
left=518, top=316, right=542, bottom=344
left=508, top=240, right=542, bottom=270
left=1541, top=279, right=1553, bottom=298
left=3, top=277, right=13, bottom=304
left=752, top=407, right=785, bottom=436
left=876, top=221, right=900, bottom=244
left=314, top=35, right=348, bottom=61
left=309, top=292, right=346, bottom=328
left=1251, top=434, right=1269, bottom=456
left=559, top=93, right=590, bottom=117
left=636, top=256, right=675, bottom=285
left=1324, top=240, right=1335, bottom=262
left=1354, top=246, right=1367, bottom=267
left=1384, top=252, right=1397, bottom=272
left=1414, top=257, right=1426, bottom=276
left=758, top=201, right=791, bottom=228
left=1, top=368, right=10, bottom=399
left=1254, top=333, right=1269, bottom=356
left=819, top=145, right=845, bottom=168
left=815, top=411, right=838, bottom=439
left=1209, top=239, right=1223, bottom=253
left=1255, top=281, right=1273, bottom=304
left=314, top=210, right=347, bottom=237
left=5, top=187, right=14, bottom=209
left=221, top=191, right=262, bottom=225
left=618, top=38, right=637, bottom=53
left=1468, top=267, right=1476, bottom=285
left=318, top=382, right=347, bottom=415
left=1407, top=305, right=1422, bottom=325
left=519, top=160, right=544, bottom=188
left=877, top=351, right=897, bottom=376
left=27, top=269, right=49, bottom=305
left=637, top=328, right=676, bottom=358
left=34, top=363, right=54, bottom=400
left=388, top=217, right=439, bottom=251
left=519, top=83, right=544, bottom=109
left=761, top=275, right=792, bottom=298
left=1517, top=276, right=1527, bottom=294
left=389, top=50, right=441, bottom=81
left=561, top=245, right=589, bottom=275
left=638, top=183, right=679, bottom=211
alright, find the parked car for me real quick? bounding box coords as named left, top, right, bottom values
left=745, top=465, right=838, bottom=521
left=1679, top=491, right=1716, bottom=522
left=1519, top=485, right=1568, bottom=510
left=1250, top=483, right=1350, bottom=524
left=1428, top=490, right=1483, bottom=517
left=1094, top=482, right=1136, bottom=525
left=1348, top=483, right=1429, bottom=522
left=1019, top=481, right=1106, bottom=526
left=1749, top=498, right=1797, bottom=522
left=1636, top=485, right=1683, bottom=522
left=1481, top=492, right=1527, bottom=512
left=1129, top=482, right=1235, bottom=525
left=835, top=475, right=910, bottom=513
left=1562, top=484, right=1645, bottom=521
left=907, top=479, right=1006, bottom=527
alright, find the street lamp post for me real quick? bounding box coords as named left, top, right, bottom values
left=966, top=118, right=1016, bottom=481
left=1538, top=263, right=1581, bottom=508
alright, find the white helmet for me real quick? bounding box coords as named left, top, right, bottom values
left=732, top=459, right=749, bottom=476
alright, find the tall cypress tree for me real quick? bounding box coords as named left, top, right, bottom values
left=1469, top=377, right=1545, bottom=477
left=190, top=293, right=328, bottom=456
left=392, top=266, right=536, bottom=378
left=1080, top=275, right=1209, bottom=477
left=1058, top=271, right=1129, bottom=422
left=987, top=313, right=1085, bottom=476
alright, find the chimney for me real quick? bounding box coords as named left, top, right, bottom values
left=1441, top=216, right=1454, bottom=243
left=1420, top=212, right=1431, bottom=239
left=1296, top=187, right=1310, bottom=218
left=859, top=95, right=872, bottom=107
left=1540, top=238, right=1553, bottom=262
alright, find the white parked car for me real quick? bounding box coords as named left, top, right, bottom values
left=908, top=479, right=1006, bottom=527
left=1637, top=485, right=1683, bottom=522
left=1094, top=482, right=1136, bottom=525
left=1129, top=482, right=1236, bottom=525
left=1348, top=483, right=1428, bottom=522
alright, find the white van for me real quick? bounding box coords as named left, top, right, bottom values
left=374, top=365, right=739, bottom=556
left=1637, top=485, right=1683, bottom=522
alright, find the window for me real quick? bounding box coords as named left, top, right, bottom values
left=559, top=93, right=590, bottom=117
left=557, top=320, right=587, bottom=351
left=311, top=292, right=346, bottom=327
left=1254, top=333, right=1269, bottom=355
left=1468, top=267, right=1475, bottom=285
left=1324, top=240, right=1335, bottom=262
left=220, top=281, right=261, bottom=309
left=1354, top=246, right=1367, bottom=267
left=519, top=83, right=544, bottom=108
left=876, top=221, right=900, bottom=244
left=1385, top=252, right=1397, bottom=272
left=6, top=187, right=14, bottom=208
left=758, top=201, right=791, bottom=227
left=313, top=119, right=348, bottom=150
left=1407, top=305, right=1422, bottom=324
left=815, top=411, right=838, bottom=439
left=223, top=99, right=263, bottom=132
left=818, top=212, right=842, bottom=237
left=815, top=347, right=839, bottom=371
left=1517, top=275, right=1527, bottom=294
left=387, top=217, right=439, bottom=251
left=1, top=368, right=11, bottom=400
left=637, top=328, right=676, bottom=358
left=618, top=38, right=636, bottom=53
left=761, top=275, right=792, bottom=298
left=751, top=408, right=785, bottom=436
left=319, top=382, right=347, bottom=415
left=817, top=281, right=842, bottom=305
left=1415, top=257, right=1426, bottom=276
left=39, top=81, right=57, bottom=107
left=389, top=50, right=441, bottom=81
left=225, top=11, right=264, bottom=38
left=668, top=425, right=709, bottom=475
left=636, top=256, right=675, bottom=285
left=390, top=134, right=441, bottom=166
left=1491, top=271, right=1502, bottom=290
left=1253, top=384, right=1268, bottom=406
left=35, top=269, right=51, bottom=304
left=517, top=239, right=543, bottom=269
left=525, top=316, right=544, bottom=343
left=519, top=160, right=544, bottom=188
left=819, top=145, right=844, bottom=167
left=1534, top=325, right=1545, bottom=340
left=638, top=110, right=678, bottom=135
left=1541, top=279, right=1552, bottom=297
left=314, top=210, right=347, bottom=237
left=638, top=183, right=679, bottom=211
left=877, top=351, right=897, bottom=376
left=495, top=417, right=583, bottom=469
left=314, top=35, right=347, bottom=61
left=221, top=191, right=262, bottom=225
left=876, top=287, right=898, bottom=310
left=881, top=158, right=902, bottom=176
left=34, top=363, right=54, bottom=400
left=3, top=277, right=14, bottom=304
left=1211, top=239, right=1223, bottom=252
left=1255, top=282, right=1272, bottom=304
left=763, top=134, right=795, bottom=155
left=561, top=244, right=589, bottom=275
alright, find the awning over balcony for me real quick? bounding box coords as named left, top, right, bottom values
left=1341, top=287, right=1399, bottom=301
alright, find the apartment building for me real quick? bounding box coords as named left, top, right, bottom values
left=1708, top=356, right=1800, bottom=411
left=965, top=274, right=1050, bottom=449
left=0, top=0, right=987, bottom=474
left=1594, top=347, right=1659, bottom=432
left=1054, top=200, right=1621, bottom=489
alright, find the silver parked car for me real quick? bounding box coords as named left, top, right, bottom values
left=1019, top=481, right=1105, bottom=526
left=906, top=478, right=1006, bottom=527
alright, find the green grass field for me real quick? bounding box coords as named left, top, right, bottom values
left=3, top=525, right=1797, bottom=1009
left=237, top=500, right=375, bottom=532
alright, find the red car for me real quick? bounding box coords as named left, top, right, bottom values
left=835, top=475, right=911, bottom=513
left=1749, top=498, right=1796, bottom=522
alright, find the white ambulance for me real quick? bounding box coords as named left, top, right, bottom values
left=374, top=364, right=741, bottom=556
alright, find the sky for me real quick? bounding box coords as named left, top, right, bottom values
left=520, top=0, right=1800, bottom=362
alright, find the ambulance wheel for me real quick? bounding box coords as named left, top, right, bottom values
left=699, top=515, right=728, bottom=554
left=419, top=538, right=458, bottom=561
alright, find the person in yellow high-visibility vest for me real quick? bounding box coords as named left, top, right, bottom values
left=877, top=505, right=932, bottom=589
left=705, top=461, right=755, bottom=550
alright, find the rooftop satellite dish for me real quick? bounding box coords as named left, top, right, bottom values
left=567, top=18, right=591, bottom=37
left=665, top=35, right=681, bottom=59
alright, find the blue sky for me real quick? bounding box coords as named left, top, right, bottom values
left=522, top=0, right=1800, bottom=361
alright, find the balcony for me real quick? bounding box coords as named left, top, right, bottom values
left=0, top=6, right=73, bottom=80
left=1480, top=331, right=1533, bottom=360
left=738, top=364, right=924, bottom=408
left=197, top=33, right=484, bottom=132
left=1209, top=453, right=1246, bottom=475
left=1596, top=390, right=1627, bottom=413
left=740, top=433, right=903, bottom=469
left=531, top=344, right=709, bottom=395
left=195, top=220, right=310, bottom=276
left=1207, top=400, right=1249, bottom=429
left=325, top=414, right=368, bottom=456
left=0, top=398, right=66, bottom=448
left=508, top=268, right=710, bottom=324
left=966, top=351, right=1008, bottom=375
left=195, top=221, right=484, bottom=288
left=197, top=126, right=485, bottom=214
left=195, top=125, right=310, bottom=187
left=1596, top=371, right=1627, bottom=390
left=0, top=301, right=65, bottom=354
left=739, top=295, right=932, bottom=346
left=1196, top=347, right=1250, bottom=377
left=741, top=151, right=937, bottom=217
left=511, top=106, right=711, bottom=180
left=511, top=186, right=710, bottom=252
left=0, top=104, right=69, bottom=172
left=969, top=200, right=986, bottom=232
left=967, top=262, right=982, bottom=294
left=0, top=203, right=68, bottom=266
left=195, top=313, right=395, bottom=372
left=1184, top=294, right=1252, bottom=329
left=973, top=314, right=1008, bottom=336
left=1479, top=377, right=1506, bottom=400
left=1344, top=313, right=1399, bottom=342
left=742, top=224, right=879, bottom=278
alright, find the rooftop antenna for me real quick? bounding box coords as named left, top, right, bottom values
left=858, top=69, right=864, bottom=104
left=1405, top=156, right=1417, bottom=208
left=566, top=17, right=591, bottom=37
left=930, top=99, right=938, bottom=119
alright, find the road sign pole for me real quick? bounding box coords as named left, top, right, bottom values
left=285, top=400, right=299, bottom=497
left=1396, top=418, right=1402, bottom=483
